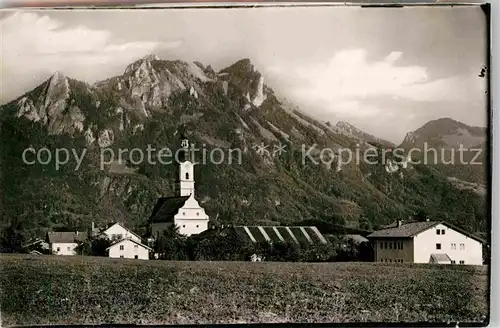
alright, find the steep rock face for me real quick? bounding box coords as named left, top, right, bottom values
left=15, top=72, right=86, bottom=135
left=0, top=55, right=487, bottom=239
left=219, top=58, right=269, bottom=110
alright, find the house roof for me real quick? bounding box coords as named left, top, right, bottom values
left=47, top=231, right=87, bottom=244
left=367, top=221, right=438, bottom=239
left=367, top=221, right=485, bottom=244
left=230, top=226, right=328, bottom=246
left=149, top=196, right=190, bottom=223
left=430, top=253, right=452, bottom=263
left=102, top=222, right=143, bottom=241
left=106, top=237, right=153, bottom=251
left=345, top=234, right=369, bottom=244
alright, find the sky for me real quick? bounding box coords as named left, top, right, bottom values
left=0, top=6, right=488, bottom=143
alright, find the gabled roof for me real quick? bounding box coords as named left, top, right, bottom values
left=230, top=226, right=328, bottom=246
left=367, top=221, right=485, bottom=244
left=106, top=237, right=153, bottom=251
left=47, top=231, right=87, bottom=244
left=102, top=222, right=143, bottom=241
left=367, top=221, right=438, bottom=239
left=149, top=196, right=190, bottom=223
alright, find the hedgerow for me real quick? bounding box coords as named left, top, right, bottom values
left=0, top=254, right=489, bottom=326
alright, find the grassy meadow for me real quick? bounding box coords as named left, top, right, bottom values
left=0, top=254, right=489, bottom=326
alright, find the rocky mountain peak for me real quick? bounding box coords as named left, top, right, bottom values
left=223, top=58, right=255, bottom=75
left=219, top=58, right=267, bottom=108
left=123, top=54, right=160, bottom=75
left=142, top=54, right=160, bottom=62
left=401, top=117, right=486, bottom=149
left=45, top=71, right=70, bottom=107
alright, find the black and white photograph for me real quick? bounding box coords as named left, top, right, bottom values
left=0, top=3, right=492, bottom=326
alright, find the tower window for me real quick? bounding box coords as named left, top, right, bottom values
left=185, top=172, right=189, bottom=180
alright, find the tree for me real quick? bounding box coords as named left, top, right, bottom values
left=0, top=219, right=26, bottom=253
left=154, top=224, right=187, bottom=260
left=75, top=236, right=111, bottom=256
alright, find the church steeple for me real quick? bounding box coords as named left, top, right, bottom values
left=174, top=133, right=195, bottom=197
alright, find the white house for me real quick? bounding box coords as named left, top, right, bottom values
left=107, top=238, right=152, bottom=260
left=367, top=220, right=484, bottom=265
left=149, top=138, right=210, bottom=237
left=46, top=231, right=87, bottom=256
left=101, top=222, right=142, bottom=243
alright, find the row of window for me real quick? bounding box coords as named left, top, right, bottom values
left=56, top=247, right=71, bottom=252
left=379, top=242, right=466, bottom=251
left=381, top=258, right=465, bottom=264
left=380, top=242, right=403, bottom=250
left=120, top=255, right=139, bottom=259
left=119, top=245, right=139, bottom=251
left=436, top=229, right=446, bottom=235
left=436, top=243, right=465, bottom=250
left=381, top=258, right=404, bottom=263
left=182, top=224, right=199, bottom=228
left=182, top=212, right=200, bottom=216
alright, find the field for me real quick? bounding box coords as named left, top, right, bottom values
left=0, top=254, right=489, bottom=326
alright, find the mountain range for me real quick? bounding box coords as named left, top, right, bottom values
left=0, top=55, right=488, bottom=239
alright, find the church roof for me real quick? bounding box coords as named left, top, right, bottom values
left=149, top=196, right=190, bottom=223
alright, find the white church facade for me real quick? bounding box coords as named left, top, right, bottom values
left=149, top=138, right=210, bottom=237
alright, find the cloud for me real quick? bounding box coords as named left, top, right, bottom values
left=385, top=51, right=403, bottom=62
left=265, top=48, right=486, bottom=143
left=266, top=48, right=484, bottom=105
left=0, top=12, right=180, bottom=103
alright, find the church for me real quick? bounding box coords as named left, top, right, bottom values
left=149, top=137, right=210, bottom=237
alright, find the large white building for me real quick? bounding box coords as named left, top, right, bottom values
left=150, top=138, right=210, bottom=237
left=367, top=220, right=484, bottom=265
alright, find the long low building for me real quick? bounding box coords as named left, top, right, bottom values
left=218, top=225, right=328, bottom=246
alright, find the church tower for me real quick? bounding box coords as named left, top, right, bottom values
left=178, top=161, right=195, bottom=196
left=175, top=136, right=195, bottom=197
left=151, top=133, right=209, bottom=237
